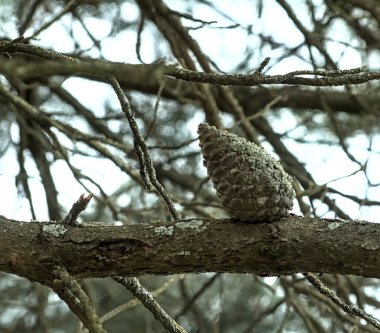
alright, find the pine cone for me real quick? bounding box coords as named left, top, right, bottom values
left=198, top=123, right=295, bottom=222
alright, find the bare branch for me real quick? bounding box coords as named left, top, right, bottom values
left=1, top=58, right=378, bottom=87
left=100, top=275, right=184, bottom=324
left=50, top=266, right=107, bottom=333
left=304, top=273, right=380, bottom=331
left=107, top=76, right=180, bottom=220
left=114, top=276, right=188, bottom=333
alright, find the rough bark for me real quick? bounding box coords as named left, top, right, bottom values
left=1, top=215, right=379, bottom=284
left=1, top=56, right=378, bottom=116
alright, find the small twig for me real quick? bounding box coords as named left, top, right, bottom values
left=228, top=95, right=283, bottom=130
left=168, top=9, right=217, bottom=25
left=114, top=276, right=188, bottom=333
left=136, top=13, right=146, bottom=63
left=304, top=273, right=380, bottom=331
left=61, top=193, right=93, bottom=225
left=28, top=0, right=77, bottom=40
left=326, top=186, right=380, bottom=207
left=100, top=275, right=185, bottom=324
left=148, top=137, right=198, bottom=150
left=321, top=95, right=362, bottom=166
left=175, top=273, right=220, bottom=319
left=145, top=76, right=168, bottom=141
left=107, top=76, right=180, bottom=220
left=254, top=57, right=271, bottom=74
left=51, top=267, right=107, bottom=333
left=134, top=141, right=151, bottom=190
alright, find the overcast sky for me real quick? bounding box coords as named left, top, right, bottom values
left=1, top=0, right=379, bottom=222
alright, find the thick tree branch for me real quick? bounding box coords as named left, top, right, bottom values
left=1, top=54, right=378, bottom=116
left=1, top=57, right=378, bottom=87
left=0, top=215, right=379, bottom=283
left=28, top=57, right=370, bottom=116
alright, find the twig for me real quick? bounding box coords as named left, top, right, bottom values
left=148, top=137, right=198, bottom=150
left=100, top=275, right=185, bottom=324
left=304, top=273, right=380, bottom=331
left=288, top=288, right=324, bottom=333
left=51, top=267, right=107, bottom=333
left=107, top=76, right=180, bottom=220
left=228, top=95, right=283, bottom=130
left=61, top=193, right=93, bottom=225
left=0, top=40, right=79, bottom=62
left=136, top=13, right=146, bottom=63
left=326, top=187, right=380, bottom=207
left=173, top=65, right=376, bottom=87
left=254, top=57, right=271, bottom=74
left=28, top=0, right=77, bottom=40
left=243, top=298, right=285, bottom=333
left=114, top=276, right=188, bottom=333
left=145, top=76, right=168, bottom=140
left=175, top=273, right=219, bottom=319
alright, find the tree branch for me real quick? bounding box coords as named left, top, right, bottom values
left=1, top=57, right=378, bottom=87
left=114, top=276, right=188, bottom=333
left=0, top=215, right=379, bottom=283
